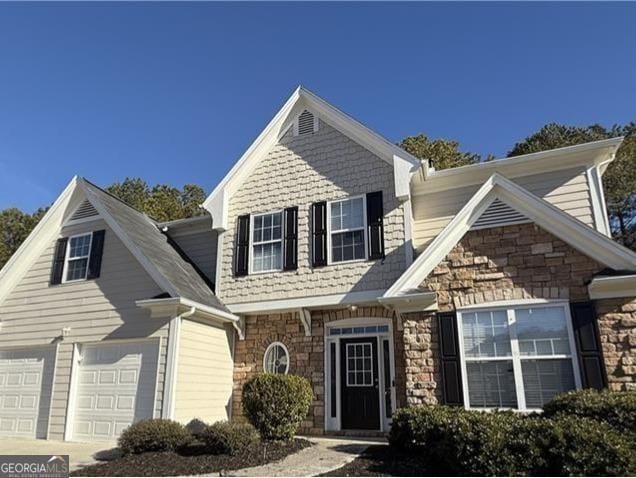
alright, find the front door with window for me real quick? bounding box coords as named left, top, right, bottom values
left=340, top=337, right=380, bottom=430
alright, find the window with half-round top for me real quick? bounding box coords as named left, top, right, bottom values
left=263, top=342, right=289, bottom=374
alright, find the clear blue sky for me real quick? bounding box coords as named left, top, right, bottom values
left=1, top=2, right=634, bottom=212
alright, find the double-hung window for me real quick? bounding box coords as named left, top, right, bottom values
left=64, top=233, right=93, bottom=282
left=251, top=212, right=283, bottom=273
left=457, top=302, right=580, bottom=410
left=329, top=196, right=366, bottom=263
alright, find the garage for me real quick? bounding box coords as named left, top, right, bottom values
left=0, top=347, right=56, bottom=439
left=70, top=340, right=159, bottom=442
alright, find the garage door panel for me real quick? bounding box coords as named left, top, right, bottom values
left=0, top=347, right=55, bottom=439
left=72, top=341, right=158, bottom=442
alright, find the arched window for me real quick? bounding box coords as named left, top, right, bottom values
left=263, top=342, right=289, bottom=374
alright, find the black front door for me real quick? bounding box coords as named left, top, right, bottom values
left=340, top=337, right=380, bottom=430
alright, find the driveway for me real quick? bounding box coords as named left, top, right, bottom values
left=0, top=438, right=118, bottom=471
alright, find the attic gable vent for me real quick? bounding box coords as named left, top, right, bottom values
left=470, top=199, right=530, bottom=231
left=69, top=200, right=99, bottom=222
left=294, top=110, right=318, bottom=136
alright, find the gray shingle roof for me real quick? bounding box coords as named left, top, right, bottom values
left=80, top=178, right=230, bottom=313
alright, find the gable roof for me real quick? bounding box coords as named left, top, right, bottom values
left=0, top=176, right=232, bottom=318
left=202, top=85, right=422, bottom=231
left=385, top=173, right=636, bottom=297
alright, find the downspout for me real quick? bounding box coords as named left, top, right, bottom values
left=163, top=306, right=196, bottom=420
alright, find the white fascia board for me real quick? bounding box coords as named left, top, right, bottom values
left=377, top=291, right=437, bottom=312
left=136, top=296, right=239, bottom=323
left=202, top=87, right=302, bottom=230
left=202, top=86, right=421, bottom=230
left=226, top=289, right=387, bottom=315
left=79, top=179, right=181, bottom=297
left=0, top=176, right=80, bottom=307
left=586, top=165, right=612, bottom=236
left=414, top=137, right=624, bottom=195
left=385, top=173, right=636, bottom=297
left=588, top=275, right=636, bottom=300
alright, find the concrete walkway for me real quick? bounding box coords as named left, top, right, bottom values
left=226, top=436, right=385, bottom=477
left=0, top=438, right=118, bottom=471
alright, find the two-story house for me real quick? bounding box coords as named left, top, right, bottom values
left=0, top=86, right=634, bottom=441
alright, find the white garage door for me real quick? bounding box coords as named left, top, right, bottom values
left=0, top=347, right=55, bottom=439
left=72, top=340, right=158, bottom=442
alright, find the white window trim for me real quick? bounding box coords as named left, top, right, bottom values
left=249, top=210, right=284, bottom=274
left=263, top=341, right=290, bottom=374
left=62, top=232, right=93, bottom=284
left=326, top=195, right=368, bottom=265
left=456, top=300, right=582, bottom=412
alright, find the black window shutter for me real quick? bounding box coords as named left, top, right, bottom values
left=570, top=301, right=607, bottom=389
left=87, top=230, right=105, bottom=280
left=438, top=311, right=464, bottom=405
left=311, top=202, right=327, bottom=268
left=50, top=237, right=68, bottom=285
left=283, top=207, right=298, bottom=271
left=366, top=191, right=385, bottom=260
left=234, top=215, right=250, bottom=277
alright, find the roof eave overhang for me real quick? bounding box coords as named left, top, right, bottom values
left=136, top=297, right=239, bottom=323
left=378, top=291, right=438, bottom=313
left=412, top=137, right=624, bottom=195
left=588, top=275, right=636, bottom=300
left=202, top=86, right=421, bottom=231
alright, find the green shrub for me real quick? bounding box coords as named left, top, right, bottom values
left=390, top=405, right=635, bottom=476
left=201, top=421, right=260, bottom=455
left=242, top=373, right=313, bottom=440
left=185, top=418, right=208, bottom=438
left=547, top=416, right=635, bottom=476
left=118, top=419, right=191, bottom=455
left=543, top=389, right=636, bottom=436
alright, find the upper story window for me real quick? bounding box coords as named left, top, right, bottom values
left=251, top=211, right=283, bottom=273
left=457, top=302, right=580, bottom=411
left=64, top=233, right=93, bottom=282
left=328, top=196, right=367, bottom=263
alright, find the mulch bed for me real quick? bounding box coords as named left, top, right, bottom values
left=321, top=444, right=442, bottom=477
left=71, top=439, right=311, bottom=477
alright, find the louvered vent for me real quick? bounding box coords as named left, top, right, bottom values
left=470, top=199, right=529, bottom=230
left=296, top=110, right=316, bottom=135
left=69, top=200, right=99, bottom=221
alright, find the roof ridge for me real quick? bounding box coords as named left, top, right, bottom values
left=79, top=177, right=160, bottom=224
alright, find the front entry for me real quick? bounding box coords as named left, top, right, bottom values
left=340, top=337, right=380, bottom=430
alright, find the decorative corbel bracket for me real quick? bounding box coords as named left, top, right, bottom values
left=232, top=316, right=245, bottom=340
left=298, top=308, right=312, bottom=337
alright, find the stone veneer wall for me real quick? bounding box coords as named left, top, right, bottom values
left=232, top=306, right=403, bottom=435
left=404, top=222, right=609, bottom=406
left=596, top=298, right=636, bottom=391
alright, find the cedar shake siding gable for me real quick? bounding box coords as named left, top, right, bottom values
left=217, top=121, right=407, bottom=304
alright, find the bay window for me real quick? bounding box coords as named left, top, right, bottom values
left=457, top=302, right=580, bottom=410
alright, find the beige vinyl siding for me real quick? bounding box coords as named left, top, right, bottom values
left=218, top=121, right=407, bottom=304
left=174, top=318, right=233, bottom=424
left=0, top=219, right=171, bottom=439
left=412, top=167, right=593, bottom=252
left=169, top=230, right=217, bottom=285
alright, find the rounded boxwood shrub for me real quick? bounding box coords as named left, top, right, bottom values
left=185, top=418, right=208, bottom=439
left=242, top=373, right=313, bottom=441
left=118, top=419, right=191, bottom=455
left=543, top=389, right=636, bottom=436
left=201, top=421, right=260, bottom=455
